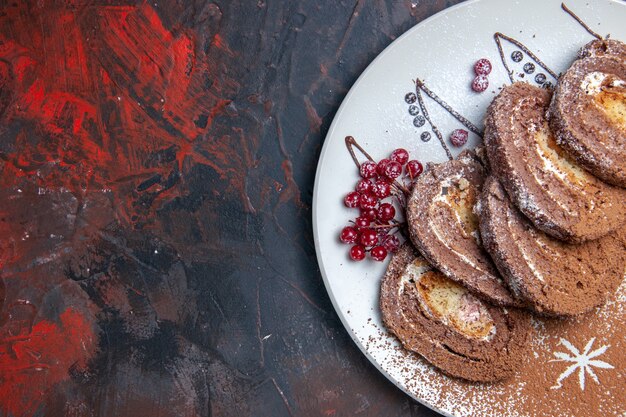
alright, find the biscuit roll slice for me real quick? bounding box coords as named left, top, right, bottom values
left=477, top=177, right=625, bottom=317
left=549, top=54, right=626, bottom=187
left=380, top=243, right=531, bottom=382
left=484, top=82, right=626, bottom=242
left=407, top=151, right=520, bottom=306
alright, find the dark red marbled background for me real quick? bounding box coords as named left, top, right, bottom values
left=0, top=1, right=461, bottom=416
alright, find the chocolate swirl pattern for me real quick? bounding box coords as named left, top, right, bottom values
left=478, top=177, right=625, bottom=316
left=549, top=44, right=626, bottom=187
left=379, top=244, right=531, bottom=382
left=483, top=82, right=626, bottom=242
left=406, top=152, right=521, bottom=307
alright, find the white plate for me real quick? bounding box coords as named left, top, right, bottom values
left=312, top=1, right=626, bottom=416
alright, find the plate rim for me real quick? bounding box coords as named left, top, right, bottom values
left=311, top=0, right=625, bottom=416
left=311, top=1, right=482, bottom=415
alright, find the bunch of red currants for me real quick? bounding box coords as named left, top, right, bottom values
left=340, top=148, right=423, bottom=262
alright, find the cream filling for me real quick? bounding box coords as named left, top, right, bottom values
left=581, top=71, right=626, bottom=93
left=507, top=211, right=546, bottom=283
left=429, top=177, right=485, bottom=272
left=401, top=258, right=432, bottom=289
left=528, top=123, right=599, bottom=215
left=510, top=102, right=584, bottom=215
left=582, top=71, right=626, bottom=131
left=534, top=123, right=591, bottom=185
left=402, top=260, right=496, bottom=340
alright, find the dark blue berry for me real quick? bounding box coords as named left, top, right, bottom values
left=535, top=73, right=546, bottom=84
left=523, top=62, right=535, bottom=74
left=543, top=81, right=554, bottom=90
left=511, top=51, right=523, bottom=62
left=408, top=105, right=419, bottom=115
left=405, top=92, right=417, bottom=104
left=413, top=115, right=426, bottom=128
left=420, top=131, right=431, bottom=142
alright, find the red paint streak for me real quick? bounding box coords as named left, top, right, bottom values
left=212, top=33, right=226, bottom=48
left=0, top=0, right=262, bottom=272
left=0, top=3, right=260, bottom=224
left=210, top=33, right=235, bottom=57
left=0, top=308, right=97, bottom=417
left=91, top=4, right=223, bottom=142
left=303, top=96, right=322, bottom=134
left=0, top=3, right=263, bottom=415
left=279, top=160, right=299, bottom=205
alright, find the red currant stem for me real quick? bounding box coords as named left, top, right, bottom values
left=370, top=222, right=405, bottom=230
left=345, top=136, right=375, bottom=169
left=384, top=216, right=409, bottom=239
left=396, top=224, right=409, bottom=240
left=391, top=180, right=410, bottom=196
left=403, top=178, right=413, bottom=191
left=392, top=190, right=407, bottom=212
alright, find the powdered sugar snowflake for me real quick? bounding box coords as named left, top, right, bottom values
left=550, top=337, right=614, bottom=391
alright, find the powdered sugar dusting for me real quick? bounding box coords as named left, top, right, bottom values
left=365, top=279, right=625, bottom=417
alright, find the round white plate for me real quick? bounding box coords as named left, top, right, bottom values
left=312, top=1, right=626, bottom=416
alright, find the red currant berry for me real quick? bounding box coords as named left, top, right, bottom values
left=471, top=75, right=489, bottom=93
left=360, top=207, right=378, bottom=221
left=359, top=228, right=378, bottom=247
left=340, top=226, right=358, bottom=244
left=372, top=179, right=391, bottom=199
left=370, top=245, right=388, bottom=261
left=384, top=161, right=402, bottom=180
left=376, top=158, right=390, bottom=176
left=390, top=148, right=409, bottom=165
left=406, top=160, right=423, bottom=179
left=377, top=203, right=395, bottom=222
left=344, top=191, right=360, bottom=208
left=359, top=192, right=377, bottom=210
left=355, top=179, right=372, bottom=194
left=350, top=245, right=366, bottom=261
left=450, top=129, right=469, bottom=147
left=474, top=58, right=492, bottom=75
left=359, top=161, right=377, bottom=179
left=354, top=216, right=370, bottom=229
left=382, top=235, right=400, bottom=253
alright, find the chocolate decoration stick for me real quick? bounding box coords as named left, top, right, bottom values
left=494, top=34, right=515, bottom=84
left=415, top=79, right=483, bottom=137
left=345, top=135, right=375, bottom=168
left=413, top=81, right=453, bottom=161
left=494, top=32, right=559, bottom=81
left=561, top=3, right=603, bottom=40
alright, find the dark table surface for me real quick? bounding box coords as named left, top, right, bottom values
left=0, top=1, right=462, bottom=416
